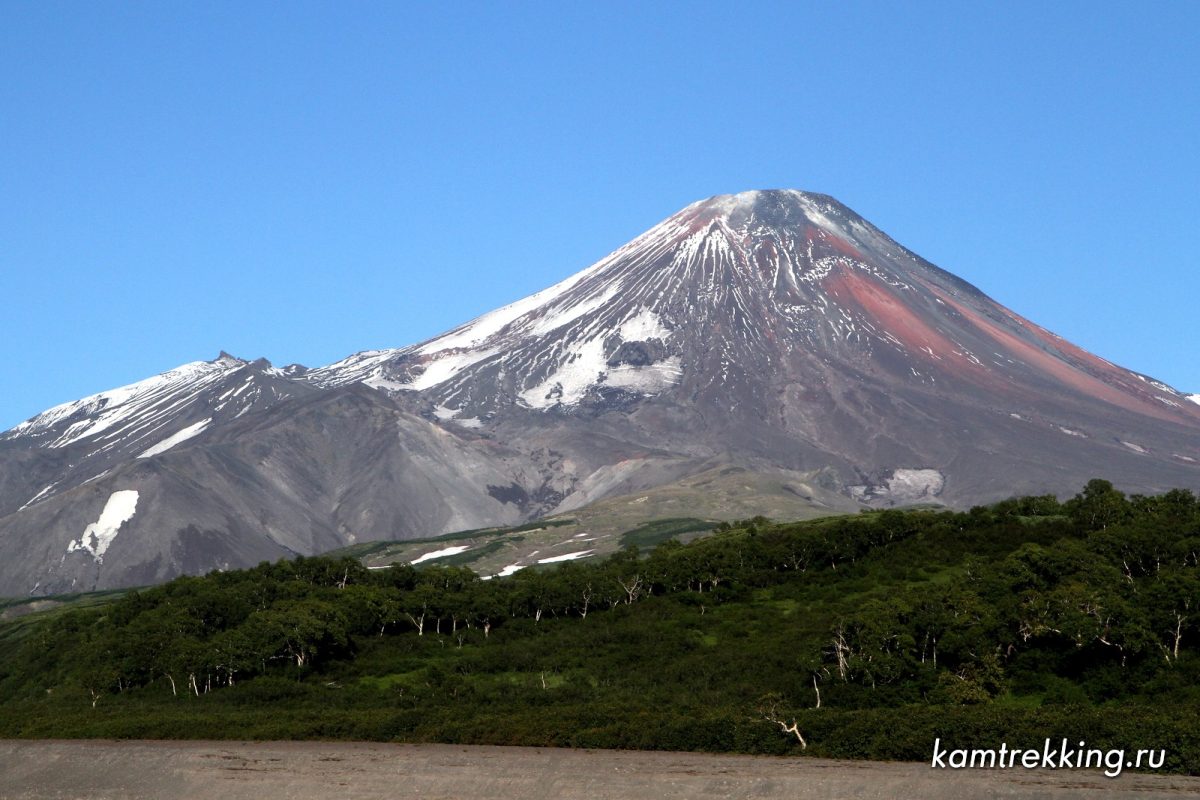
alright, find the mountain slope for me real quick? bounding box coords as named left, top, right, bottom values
left=2, top=189, right=1198, bottom=597
left=0, top=354, right=318, bottom=520
left=309, top=189, right=1200, bottom=503
left=338, top=463, right=862, bottom=578
left=0, top=383, right=545, bottom=596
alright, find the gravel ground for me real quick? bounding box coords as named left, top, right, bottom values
left=2, top=740, right=1199, bottom=800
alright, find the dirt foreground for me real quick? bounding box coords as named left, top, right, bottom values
left=2, top=740, right=1199, bottom=800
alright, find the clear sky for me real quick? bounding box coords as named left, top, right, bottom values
left=2, top=2, right=1198, bottom=430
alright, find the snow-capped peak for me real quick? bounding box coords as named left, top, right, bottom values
left=2, top=352, right=318, bottom=515
left=299, top=189, right=1200, bottom=431
left=3, top=356, right=244, bottom=446
left=299, top=189, right=898, bottom=412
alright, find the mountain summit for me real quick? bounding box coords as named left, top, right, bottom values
left=2, top=190, right=1198, bottom=596
left=313, top=189, right=1195, bottom=423
left=308, top=189, right=1200, bottom=496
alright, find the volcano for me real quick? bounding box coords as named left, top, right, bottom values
left=2, top=190, right=1198, bottom=595
left=309, top=189, right=1200, bottom=501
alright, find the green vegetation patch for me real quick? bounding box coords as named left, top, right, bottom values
left=2, top=481, right=1200, bottom=773
left=325, top=519, right=577, bottom=562
left=618, top=518, right=715, bottom=549
left=430, top=518, right=577, bottom=543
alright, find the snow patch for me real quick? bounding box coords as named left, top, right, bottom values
left=431, top=405, right=482, bottom=428
left=493, top=563, right=526, bottom=578
left=1188, top=394, right=1200, bottom=407
left=1121, top=441, right=1148, bottom=454
left=6, top=360, right=238, bottom=448
left=416, top=264, right=607, bottom=355
left=67, top=490, right=139, bottom=563
left=404, top=348, right=499, bottom=391
left=886, top=469, right=944, bottom=500
left=518, top=309, right=680, bottom=409
left=537, top=550, right=595, bottom=564
left=18, top=483, right=60, bottom=511
left=519, top=336, right=609, bottom=408
left=409, top=545, right=471, bottom=565
left=617, top=307, right=671, bottom=342
left=526, top=285, right=620, bottom=336
left=431, top=405, right=458, bottom=421
left=605, top=357, right=683, bottom=393
left=705, top=190, right=763, bottom=216
left=306, top=349, right=402, bottom=388
left=362, top=371, right=412, bottom=392
left=1059, top=427, right=1087, bottom=438
left=794, top=192, right=843, bottom=234
left=137, top=418, right=211, bottom=458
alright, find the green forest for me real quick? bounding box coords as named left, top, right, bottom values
left=2, top=479, right=1199, bottom=772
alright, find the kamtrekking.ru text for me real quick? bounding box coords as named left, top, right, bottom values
left=930, top=738, right=1165, bottom=778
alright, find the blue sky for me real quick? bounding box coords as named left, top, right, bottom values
left=2, top=2, right=1198, bottom=430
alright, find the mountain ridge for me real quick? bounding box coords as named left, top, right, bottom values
left=2, top=189, right=1198, bottom=597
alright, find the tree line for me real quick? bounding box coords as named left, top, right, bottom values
left=1, top=479, right=1198, bottom=770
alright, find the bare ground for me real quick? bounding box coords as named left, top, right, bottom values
left=2, top=741, right=1198, bottom=800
